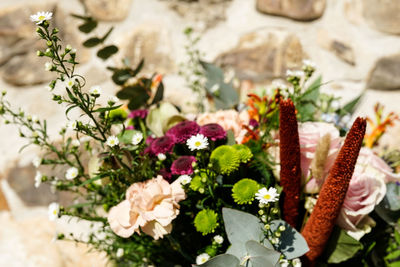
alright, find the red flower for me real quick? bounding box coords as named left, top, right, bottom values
left=279, top=99, right=302, bottom=229
left=301, top=117, right=367, bottom=264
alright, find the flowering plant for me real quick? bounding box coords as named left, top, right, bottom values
left=1, top=12, right=400, bottom=267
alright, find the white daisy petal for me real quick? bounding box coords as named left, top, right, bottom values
left=106, top=135, right=119, bottom=147
left=255, top=187, right=279, bottom=204
left=48, top=202, right=60, bottom=221
left=196, top=253, right=210, bottom=265
left=131, top=132, right=143, bottom=145
left=30, top=11, right=53, bottom=24
left=187, top=134, right=208, bottom=151
left=65, top=167, right=79, bottom=180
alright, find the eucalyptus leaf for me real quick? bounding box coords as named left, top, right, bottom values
left=324, top=226, right=363, bottom=264
left=200, top=61, right=224, bottom=85
left=214, top=83, right=239, bottom=110
left=151, top=82, right=164, bottom=105
left=83, top=37, right=102, bottom=47
left=111, top=69, right=132, bottom=85
left=195, top=254, right=240, bottom=267
left=222, top=208, right=264, bottom=259
left=246, top=240, right=281, bottom=267
left=382, top=183, right=400, bottom=211
left=270, top=220, right=309, bottom=259
left=375, top=202, right=400, bottom=225
left=97, top=45, right=119, bottom=60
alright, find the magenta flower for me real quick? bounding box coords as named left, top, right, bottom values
left=149, top=136, right=176, bottom=155
left=128, top=109, right=148, bottom=119
left=171, top=156, right=196, bottom=175
left=159, top=168, right=172, bottom=182
left=199, top=123, right=226, bottom=141
left=166, top=121, right=200, bottom=144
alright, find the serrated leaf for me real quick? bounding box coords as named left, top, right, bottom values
left=97, top=45, right=119, bottom=60
left=222, top=208, right=264, bottom=259
left=270, top=220, right=309, bottom=259
left=246, top=240, right=281, bottom=267
left=78, top=20, right=97, bottom=33
left=195, top=254, right=240, bottom=267
left=83, top=37, right=102, bottom=47
left=324, top=226, right=363, bottom=264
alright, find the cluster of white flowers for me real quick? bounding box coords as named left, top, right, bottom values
left=255, top=187, right=279, bottom=204
left=131, top=132, right=143, bottom=145
left=286, top=70, right=305, bottom=78
left=177, top=174, right=192, bottom=185
left=280, top=258, right=302, bottom=267
left=106, top=135, right=119, bottom=147
left=187, top=133, right=208, bottom=151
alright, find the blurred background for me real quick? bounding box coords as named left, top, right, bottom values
left=0, top=0, right=400, bottom=265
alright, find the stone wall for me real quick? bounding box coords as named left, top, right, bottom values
left=0, top=0, right=400, bottom=265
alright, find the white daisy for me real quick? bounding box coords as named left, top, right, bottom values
left=65, top=167, right=79, bottom=180
left=30, top=11, right=53, bottom=25
left=32, top=156, right=41, bottom=168
left=71, top=139, right=80, bottom=147
left=89, top=85, right=102, bottom=96
left=116, top=248, right=124, bottom=258
left=213, top=235, right=224, bottom=245
left=45, top=62, right=53, bottom=71
left=187, top=134, right=208, bottom=151
left=108, top=96, right=119, bottom=105
left=196, top=253, right=210, bottom=265
left=34, top=171, right=42, bottom=188
left=255, top=187, right=279, bottom=204
left=131, top=132, right=143, bottom=145
left=157, top=153, right=166, bottom=161
left=65, top=78, right=75, bottom=89
left=106, top=135, right=119, bottom=147
left=177, top=174, right=192, bottom=185
left=48, top=202, right=60, bottom=221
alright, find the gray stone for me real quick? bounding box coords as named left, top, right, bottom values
left=362, top=0, right=400, bottom=35
left=256, top=0, right=326, bottom=21
left=0, top=4, right=89, bottom=86
left=119, top=24, right=175, bottom=74
left=83, top=0, right=132, bottom=22
left=318, top=30, right=356, bottom=65
left=367, top=54, right=400, bottom=90
left=215, top=29, right=305, bottom=82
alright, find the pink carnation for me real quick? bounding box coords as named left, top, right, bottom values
left=298, top=122, right=342, bottom=193
left=197, top=110, right=249, bottom=143
left=336, top=148, right=395, bottom=238
left=107, top=176, right=185, bottom=240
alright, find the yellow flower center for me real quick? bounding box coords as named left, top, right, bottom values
left=195, top=141, right=201, bottom=147
left=38, top=15, right=45, bottom=20
left=53, top=210, right=57, bottom=215
left=264, top=194, right=271, bottom=200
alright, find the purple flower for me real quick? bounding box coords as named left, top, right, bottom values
left=171, top=156, right=196, bottom=175
left=249, top=119, right=259, bottom=128
left=128, top=109, right=148, bottom=119
left=149, top=136, right=175, bottom=155
left=199, top=123, right=226, bottom=141
left=166, top=121, right=200, bottom=144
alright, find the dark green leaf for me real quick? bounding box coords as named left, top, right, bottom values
left=97, top=45, right=119, bottom=60
left=270, top=220, right=309, bottom=259
left=151, top=82, right=164, bottom=105
left=386, top=250, right=400, bottom=261
left=324, top=226, right=363, bottom=264
left=116, top=85, right=150, bottom=110
left=78, top=20, right=98, bottom=33
left=83, top=37, right=102, bottom=48
left=70, top=13, right=90, bottom=20
left=195, top=254, right=240, bottom=267
left=132, top=59, right=145, bottom=76
left=111, top=69, right=132, bottom=85
left=78, top=175, right=105, bottom=187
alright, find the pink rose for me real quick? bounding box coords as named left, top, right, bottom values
left=298, top=122, right=342, bottom=193
left=337, top=148, right=393, bottom=237
left=197, top=110, right=249, bottom=143
left=108, top=175, right=185, bottom=240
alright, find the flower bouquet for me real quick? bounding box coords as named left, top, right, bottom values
left=2, top=12, right=400, bottom=267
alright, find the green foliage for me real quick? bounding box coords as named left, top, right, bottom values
left=97, top=45, right=119, bottom=60
left=324, top=226, right=364, bottom=264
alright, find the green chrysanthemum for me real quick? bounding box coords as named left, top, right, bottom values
left=210, top=145, right=240, bottom=175
left=194, top=209, right=219, bottom=235
left=190, top=175, right=203, bottom=192
left=232, top=178, right=259, bottom=205
left=232, top=144, right=253, bottom=163
left=109, top=108, right=127, bottom=121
